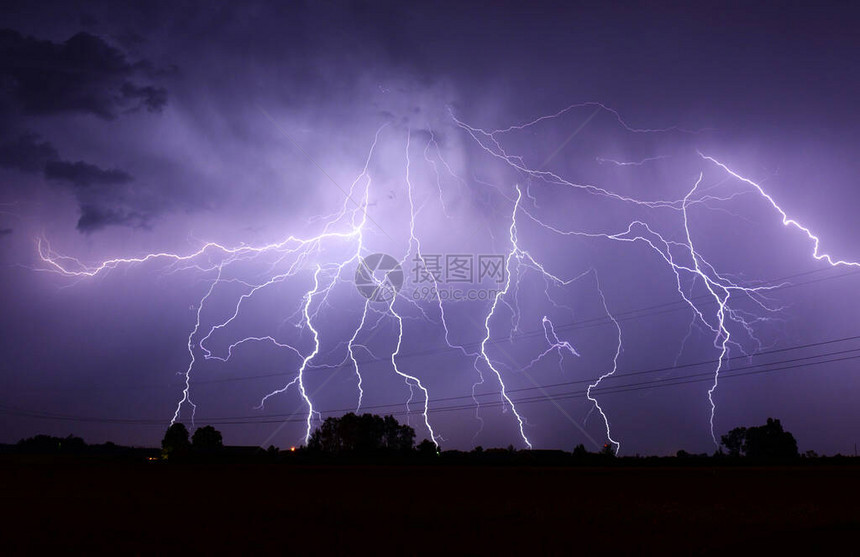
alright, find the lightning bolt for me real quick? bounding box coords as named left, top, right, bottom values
left=586, top=271, right=623, bottom=454
left=523, top=316, right=580, bottom=373
left=256, top=265, right=324, bottom=442
left=699, top=153, right=860, bottom=269
left=451, top=103, right=851, bottom=449
left=389, top=128, right=438, bottom=446
left=478, top=186, right=534, bottom=448
left=34, top=101, right=859, bottom=453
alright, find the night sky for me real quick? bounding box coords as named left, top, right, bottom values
left=2, top=1, right=859, bottom=455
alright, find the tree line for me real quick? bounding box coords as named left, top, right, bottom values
left=9, top=414, right=848, bottom=465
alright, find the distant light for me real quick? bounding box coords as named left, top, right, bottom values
left=290, top=446, right=296, bottom=452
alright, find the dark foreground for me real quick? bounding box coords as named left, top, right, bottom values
left=3, top=458, right=858, bottom=555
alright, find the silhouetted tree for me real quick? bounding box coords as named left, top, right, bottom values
left=162, top=423, right=191, bottom=458
left=383, top=415, right=416, bottom=452
left=191, top=425, right=223, bottom=451
left=720, top=418, right=798, bottom=460
left=721, top=427, right=747, bottom=457
left=308, top=413, right=416, bottom=455
left=744, top=418, right=798, bottom=459
left=572, top=444, right=589, bottom=458
left=416, top=439, right=438, bottom=457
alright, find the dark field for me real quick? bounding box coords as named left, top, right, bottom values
left=3, top=458, right=858, bottom=555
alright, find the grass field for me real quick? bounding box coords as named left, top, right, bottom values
left=3, top=458, right=858, bottom=555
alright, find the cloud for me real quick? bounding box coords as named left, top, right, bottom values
left=76, top=204, right=146, bottom=232
left=44, top=160, right=132, bottom=189
left=0, top=28, right=167, bottom=119
left=0, top=28, right=172, bottom=233
left=43, top=159, right=148, bottom=232
left=0, top=133, right=59, bottom=172
left=0, top=136, right=147, bottom=232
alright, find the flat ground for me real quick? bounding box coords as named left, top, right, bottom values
left=3, top=458, right=858, bottom=555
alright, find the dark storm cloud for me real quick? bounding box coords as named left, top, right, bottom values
left=0, top=133, right=58, bottom=172
left=0, top=227, right=12, bottom=236
left=0, top=24, right=170, bottom=232
left=44, top=160, right=132, bottom=189
left=76, top=204, right=146, bottom=232
left=0, top=133, right=149, bottom=231
left=0, top=28, right=167, bottom=119
left=44, top=160, right=147, bottom=232
left=120, top=82, right=167, bottom=112
left=0, top=133, right=143, bottom=232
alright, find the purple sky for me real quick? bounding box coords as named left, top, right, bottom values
left=1, top=1, right=859, bottom=455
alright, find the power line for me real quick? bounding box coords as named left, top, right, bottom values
left=5, top=265, right=858, bottom=428
left=205, top=349, right=860, bottom=424
left=4, top=333, right=858, bottom=427
left=174, top=264, right=860, bottom=388
left=182, top=333, right=860, bottom=419
left=13, top=263, right=853, bottom=396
